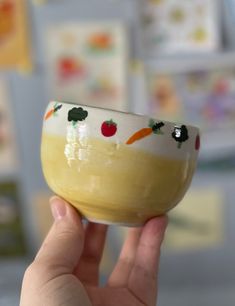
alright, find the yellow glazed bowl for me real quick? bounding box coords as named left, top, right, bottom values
left=41, top=101, right=200, bottom=226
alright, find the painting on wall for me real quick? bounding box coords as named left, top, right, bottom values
left=147, top=67, right=235, bottom=163
left=0, top=78, right=18, bottom=174
left=164, top=188, right=224, bottom=251
left=0, top=181, right=26, bottom=256
left=46, top=22, right=128, bottom=111
left=141, top=0, right=220, bottom=56
left=148, top=74, right=183, bottom=122
left=0, top=0, right=31, bottom=71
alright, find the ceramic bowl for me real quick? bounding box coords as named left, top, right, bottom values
left=41, top=101, right=200, bottom=226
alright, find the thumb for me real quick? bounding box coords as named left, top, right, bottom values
left=34, top=196, right=85, bottom=277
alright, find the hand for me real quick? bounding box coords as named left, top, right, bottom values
left=20, top=197, right=167, bottom=306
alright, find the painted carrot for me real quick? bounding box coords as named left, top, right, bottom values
left=44, top=104, right=62, bottom=120
left=126, top=128, right=152, bottom=145
left=126, top=120, right=165, bottom=145
left=44, top=109, right=54, bottom=120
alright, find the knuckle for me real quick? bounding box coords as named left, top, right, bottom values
left=24, top=261, right=37, bottom=277
left=22, top=261, right=42, bottom=285
left=55, top=224, right=83, bottom=242
left=57, top=228, right=74, bottom=239
left=133, top=263, right=157, bottom=281
left=119, top=257, right=133, bottom=265
left=24, top=260, right=61, bottom=285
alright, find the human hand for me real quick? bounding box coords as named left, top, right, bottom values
left=20, top=197, right=167, bottom=306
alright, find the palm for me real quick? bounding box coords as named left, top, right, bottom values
left=85, top=286, right=148, bottom=306
left=72, top=220, right=164, bottom=306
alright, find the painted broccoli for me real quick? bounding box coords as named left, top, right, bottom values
left=172, top=125, right=189, bottom=148
left=68, top=107, right=88, bottom=124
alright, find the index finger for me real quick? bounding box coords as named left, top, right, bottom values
left=128, top=216, right=168, bottom=306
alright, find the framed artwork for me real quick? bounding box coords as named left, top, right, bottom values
left=0, top=181, right=26, bottom=256
left=146, top=67, right=235, bottom=163
left=141, top=0, right=220, bottom=56
left=0, top=78, right=18, bottom=174
left=0, top=0, right=31, bottom=71
left=46, top=22, right=128, bottom=111
left=164, top=188, right=224, bottom=251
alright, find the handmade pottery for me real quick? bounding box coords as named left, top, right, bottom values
left=41, top=101, right=200, bottom=226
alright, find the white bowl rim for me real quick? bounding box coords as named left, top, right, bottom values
left=50, top=100, right=200, bottom=132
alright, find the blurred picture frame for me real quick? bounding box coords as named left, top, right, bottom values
left=146, top=63, right=235, bottom=165
left=164, top=188, right=224, bottom=251
left=46, top=22, right=129, bottom=112
left=0, top=78, right=18, bottom=174
left=141, top=0, right=220, bottom=56
left=0, top=0, right=31, bottom=71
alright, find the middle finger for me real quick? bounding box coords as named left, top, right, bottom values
left=75, top=221, right=108, bottom=286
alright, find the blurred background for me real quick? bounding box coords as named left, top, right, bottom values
left=0, top=0, right=235, bottom=305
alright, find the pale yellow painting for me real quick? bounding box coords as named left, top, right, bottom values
left=164, top=188, right=224, bottom=251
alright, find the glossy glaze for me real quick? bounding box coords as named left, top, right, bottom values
left=41, top=101, right=199, bottom=226
left=41, top=134, right=197, bottom=225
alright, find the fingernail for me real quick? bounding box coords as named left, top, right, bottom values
left=50, top=197, right=67, bottom=221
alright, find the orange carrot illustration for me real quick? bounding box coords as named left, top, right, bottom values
left=44, top=109, right=54, bottom=120
left=126, top=120, right=165, bottom=145
left=126, top=128, right=152, bottom=145
left=45, top=103, right=62, bottom=120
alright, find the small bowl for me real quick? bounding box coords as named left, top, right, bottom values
left=41, top=101, right=200, bottom=226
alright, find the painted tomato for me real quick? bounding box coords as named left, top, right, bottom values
left=195, top=134, right=200, bottom=151
left=101, top=120, right=117, bottom=137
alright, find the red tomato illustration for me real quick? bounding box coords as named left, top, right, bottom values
left=101, top=120, right=117, bottom=137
